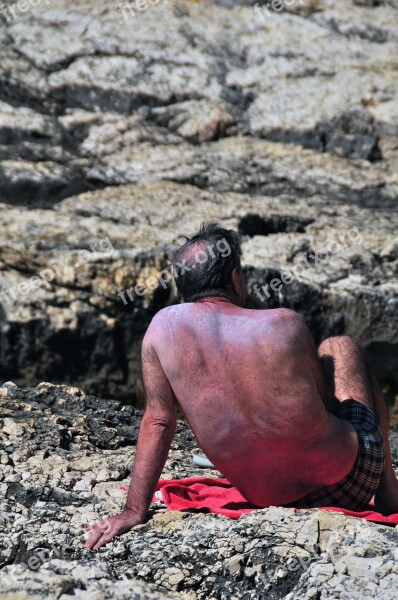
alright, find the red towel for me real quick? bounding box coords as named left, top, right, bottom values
left=146, top=477, right=398, bottom=525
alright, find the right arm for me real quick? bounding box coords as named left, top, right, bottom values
left=304, top=324, right=340, bottom=415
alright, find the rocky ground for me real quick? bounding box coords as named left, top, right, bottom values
left=0, top=0, right=397, bottom=401
left=1, top=1, right=398, bottom=597
left=1, top=381, right=398, bottom=599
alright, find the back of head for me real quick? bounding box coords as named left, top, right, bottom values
left=173, top=222, right=242, bottom=303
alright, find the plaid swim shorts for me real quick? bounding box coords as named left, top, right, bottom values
left=284, top=400, right=386, bottom=511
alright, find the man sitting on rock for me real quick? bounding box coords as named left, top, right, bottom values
left=86, top=223, right=398, bottom=550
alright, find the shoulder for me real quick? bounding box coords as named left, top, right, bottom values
left=143, top=304, right=186, bottom=345
left=272, top=308, right=306, bottom=323
left=142, top=304, right=188, bottom=363
left=266, top=308, right=309, bottom=335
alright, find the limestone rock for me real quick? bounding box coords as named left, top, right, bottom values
left=0, top=178, right=397, bottom=400
left=0, top=383, right=398, bottom=598
left=0, top=0, right=398, bottom=399
left=0, top=1, right=398, bottom=596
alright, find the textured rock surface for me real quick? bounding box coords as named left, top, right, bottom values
left=1, top=382, right=398, bottom=599
left=0, top=178, right=397, bottom=401
left=0, top=0, right=398, bottom=400
left=0, top=0, right=397, bottom=401
left=1, top=2, right=398, bottom=598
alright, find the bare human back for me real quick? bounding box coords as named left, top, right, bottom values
left=147, top=300, right=358, bottom=506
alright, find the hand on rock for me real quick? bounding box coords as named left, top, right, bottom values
left=85, top=509, right=143, bottom=550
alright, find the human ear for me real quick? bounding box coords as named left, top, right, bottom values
left=231, top=268, right=243, bottom=297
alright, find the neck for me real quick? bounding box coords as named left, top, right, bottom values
left=196, top=295, right=241, bottom=307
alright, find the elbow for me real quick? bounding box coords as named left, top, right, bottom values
left=152, top=419, right=176, bottom=441
left=143, top=413, right=176, bottom=434
left=154, top=418, right=176, bottom=433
